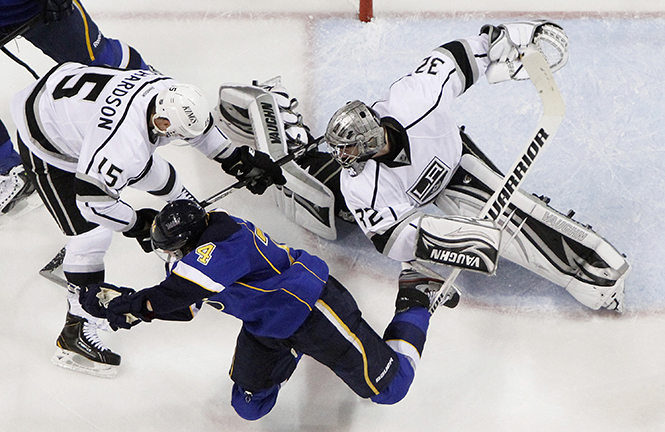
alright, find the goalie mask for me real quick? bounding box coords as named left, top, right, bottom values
left=151, top=200, right=208, bottom=263
left=324, top=100, right=386, bottom=176
left=152, top=84, right=212, bottom=139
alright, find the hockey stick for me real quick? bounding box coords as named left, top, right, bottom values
left=428, top=45, right=565, bottom=313
left=0, top=14, right=41, bottom=48
left=1, top=14, right=42, bottom=79
left=39, top=142, right=320, bottom=286
left=39, top=246, right=68, bottom=288
left=199, top=139, right=320, bottom=208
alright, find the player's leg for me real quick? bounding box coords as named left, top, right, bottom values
left=22, top=0, right=147, bottom=69
left=436, top=133, right=630, bottom=311
left=289, top=276, right=403, bottom=400
left=229, top=326, right=301, bottom=420
left=18, top=138, right=120, bottom=377
left=371, top=262, right=457, bottom=404
left=0, top=120, right=34, bottom=213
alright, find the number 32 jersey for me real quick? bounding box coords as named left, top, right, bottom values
left=10, top=62, right=233, bottom=231
left=339, top=35, right=491, bottom=262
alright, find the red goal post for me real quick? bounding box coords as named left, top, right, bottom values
left=359, top=0, right=373, bottom=22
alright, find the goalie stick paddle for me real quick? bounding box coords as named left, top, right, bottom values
left=428, top=45, right=565, bottom=314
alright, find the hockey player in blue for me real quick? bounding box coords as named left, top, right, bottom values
left=0, top=0, right=148, bottom=213
left=79, top=200, right=460, bottom=420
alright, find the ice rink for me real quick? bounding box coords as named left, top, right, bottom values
left=1, top=1, right=665, bottom=431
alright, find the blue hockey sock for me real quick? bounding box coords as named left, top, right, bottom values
left=231, top=383, right=280, bottom=421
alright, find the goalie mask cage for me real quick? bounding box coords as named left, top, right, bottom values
left=359, top=0, right=373, bottom=22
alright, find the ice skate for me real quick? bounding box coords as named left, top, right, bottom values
left=0, top=165, right=35, bottom=214
left=396, top=262, right=460, bottom=314
left=52, top=312, right=121, bottom=378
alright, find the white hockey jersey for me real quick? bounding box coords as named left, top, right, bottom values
left=11, top=62, right=234, bottom=232
left=340, top=35, right=491, bottom=261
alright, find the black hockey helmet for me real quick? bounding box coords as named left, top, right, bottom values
left=151, top=200, right=208, bottom=259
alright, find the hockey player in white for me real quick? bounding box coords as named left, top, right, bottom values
left=216, top=20, right=630, bottom=313
left=11, top=62, right=286, bottom=377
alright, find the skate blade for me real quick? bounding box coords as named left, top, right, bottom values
left=51, top=348, right=118, bottom=378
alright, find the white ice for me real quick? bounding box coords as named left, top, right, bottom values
left=1, top=1, right=665, bottom=431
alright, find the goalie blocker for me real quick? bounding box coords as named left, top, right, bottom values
left=435, top=135, right=630, bottom=311
left=216, top=79, right=343, bottom=240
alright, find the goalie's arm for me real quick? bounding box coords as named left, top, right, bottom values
left=349, top=198, right=423, bottom=262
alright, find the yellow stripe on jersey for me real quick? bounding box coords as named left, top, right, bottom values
left=172, top=261, right=225, bottom=293
left=72, top=0, right=95, bottom=62
left=236, top=281, right=313, bottom=312
left=315, top=300, right=380, bottom=395
left=293, top=261, right=326, bottom=283
left=238, top=222, right=281, bottom=274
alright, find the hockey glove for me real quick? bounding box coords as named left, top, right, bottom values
left=123, top=208, right=159, bottom=253
left=106, top=291, right=153, bottom=331
left=41, top=0, right=74, bottom=22
left=220, top=146, right=287, bottom=195
left=79, top=283, right=136, bottom=319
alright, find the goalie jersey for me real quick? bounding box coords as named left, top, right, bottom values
left=340, top=35, right=491, bottom=262
left=142, top=211, right=329, bottom=339
left=10, top=62, right=233, bottom=232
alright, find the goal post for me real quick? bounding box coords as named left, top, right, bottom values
left=359, top=0, right=373, bottom=22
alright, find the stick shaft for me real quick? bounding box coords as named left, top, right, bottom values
left=429, top=47, right=565, bottom=313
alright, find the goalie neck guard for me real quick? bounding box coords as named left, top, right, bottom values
left=324, top=100, right=386, bottom=176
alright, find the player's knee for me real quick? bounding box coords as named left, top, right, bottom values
left=231, top=383, right=279, bottom=421
left=370, top=352, right=415, bottom=405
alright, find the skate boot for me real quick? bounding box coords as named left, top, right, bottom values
left=0, top=165, right=35, bottom=214
left=396, top=262, right=460, bottom=314
left=52, top=312, right=121, bottom=378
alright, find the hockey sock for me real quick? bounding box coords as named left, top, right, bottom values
left=92, top=38, right=148, bottom=71
left=0, top=121, right=21, bottom=175
left=383, top=307, right=430, bottom=370
left=231, top=383, right=279, bottom=421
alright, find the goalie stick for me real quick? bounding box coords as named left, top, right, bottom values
left=428, top=45, right=565, bottom=314
left=39, top=142, right=320, bottom=287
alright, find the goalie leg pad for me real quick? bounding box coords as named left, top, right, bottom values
left=436, top=153, right=630, bottom=310
left=415, top=214, right=501, bottom=275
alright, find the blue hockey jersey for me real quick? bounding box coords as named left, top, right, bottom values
left=140, top=210, right=329, bottom=339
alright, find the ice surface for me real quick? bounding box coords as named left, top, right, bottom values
left=1, top=3, right=664, bottom=431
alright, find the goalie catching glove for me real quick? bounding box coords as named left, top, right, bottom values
left=218, top=145, right=287, bottom=195
left=481, top=19, right=569, bottom=83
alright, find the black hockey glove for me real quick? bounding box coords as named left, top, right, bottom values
left=107, top=291, right=154, bottom=331
left=78, top=283, right=136, bottom=320
left=219, top=146, right=286, bottom=195
left=41, top=0, right=74, bottom=22
left=123, top=208, right=159, bottom=253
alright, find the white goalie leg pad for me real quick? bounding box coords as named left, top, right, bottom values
left=415, top=214, right=501, bottom=275
left=436, top=154, right=630, bottom=311
left=219, top=82, right=337, bottom=239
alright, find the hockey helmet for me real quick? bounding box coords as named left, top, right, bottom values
left=324, top=100, right=386, bottom=175
left=152, top=84, right=212, bottom=139
left=151, top=200, right=208, bottom=262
